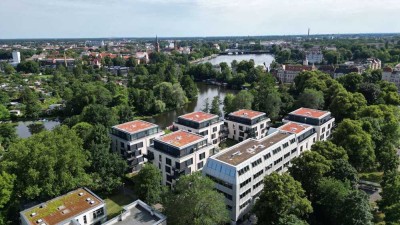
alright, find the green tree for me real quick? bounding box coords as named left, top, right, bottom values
left=223, top=93, right=236, bottom=115
left=210, top=96, right=221, bottom=116
left=288, top=151, right=331, bottom=198
left=311, top=141, right=348, bottom=161
left=4, top=64, right=16, bottom=74
left=333, top=119, right=375, bottom=171
left=277, top=215, right=309, bottom=225
left=134, top=163, right=164, bottom=205
left=16, top=61, right=39, bottom=73
left=163, top=173, right=229, bottom=225
left=0, top=126, right=90, bottom=200
left=296, top=88, right=324, bottom=109
left=339, top=190, right=373, bottom=225
left=20, top=87, right=41, bottom=119
left=0, top=171, right=15, bottom=209
left=81, top=104, right=118, bottom=128
left=253, top=173, right=313, bottom=225
left=329, top=91, right=367, bottom=122
left=181, top=75, right=198, bottom=100
left=0, top=105, right=10, bottom=120
left=337, top=72, right=363, bottom=93
left=379, top=171, right=400, bottom=224
left=328, top=159, right=359, bottom=185
left=0, top=123, right=17, bottom=150
left=358, top=82, right=381, bottom=105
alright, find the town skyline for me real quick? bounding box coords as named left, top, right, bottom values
left=1, top=0, right=400, bottom=39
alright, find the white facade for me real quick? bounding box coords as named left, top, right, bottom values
left=225, top=109, right=270, bottom=142
left=173, top=111, right=225, bottom=145
left=111, top=120, right=164, bottom=172
left=203, top=131, right=312, bottom=224
left=149, top=130, right=215, bottom=187
left=276, top=65, right=315, bottom=83
left=12, top=51, right=21, bottom=64
left=306, top=51, right=323, bottom=64
left=20, top=188, right=107, bottom=225
left=283, top=108, right=335, bottom=141
left=382, top=68, right=400, bottom=92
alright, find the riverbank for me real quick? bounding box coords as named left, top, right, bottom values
left=190, top=54, right=218, bottom=64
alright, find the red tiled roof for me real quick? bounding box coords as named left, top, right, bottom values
left=230, top=109, right=265, bottom=119
left=285, top=65, right=313, bottom=72
left=279, top=122, right=311, bottom=134
left=179, top=111, right=218, bottom=122
left=158, top=130, right=204, bottom=148
left=383, top=67, right=393, bottom=72
left=290, top=107, right=329, bottom=119
left=114, top=120, right=157, bottom=134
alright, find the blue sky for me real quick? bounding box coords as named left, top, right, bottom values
left=1, top=0, right=400, bottom=38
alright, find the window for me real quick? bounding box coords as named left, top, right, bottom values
left=200, top=130, right=209, bottom=136
left=239, top=125, right=244, bottom=131
left=328, top=123, right=331, bottom=129
left=253, top=180, right=263, bottom=189
left=284, top=162, right=289, bottom=167
left=272, top=147, right=281, bottom=155
left=238, top=137, right=243, bottom=142
left=185, top=158, right=193, bottom=166
left=284, top=152, right=290, bottom=158
left=283, top=142, right=289, bottom=148
left=322, top=127, right=326, bottom=133
left=253, top=169, right=264, bottom=179
left=206, top=175, right=233, bottom=189
left=274, top=157, right=283, bottom=165
left=240, top=199, right=251, bottom=209
left=120, top=142, right=125, bottom=148
left=291, top=148, right=297, bottom=154
left=159, top=155, right=162, bottom=161
left=239, top=132, right=245, bottom=137
left=166, top=157, right=171, bottom=166
left=300, top=146, right=303, bottom=152
left=217, top=190, right=232, bottom=200
left=266, top=163, right=273, bottom=170
left=213, top=127, right=218, bottom=132
left=198, top=161, right=204, bottom=169
left=260, top=123, right=264, bottom=129
left=165, top=166, right=171, bottom=173
left=240, top=188, right=251, bottom=199
left=290, top=138, right=296, bottom=144
left=264, top=153, right=271, bottom=160
left=199, top=152, right=206, bottom=160
left=275, top=166, right=283, bottom=172
left=240, top=177, right=251, bottom=188
left=93, top=207, right=104, bottom=219
left=313, top=137, right=316, bottom=143
left=83, top=215, right=87, bottom=224
left=320, top=134, right=325, bottom=140
left=238, top=166, right=250, bottom=176
left=251, top=158, right=262, bottom=167
left=211, top=133, right=216, bottom=139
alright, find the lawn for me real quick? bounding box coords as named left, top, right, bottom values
left=104, top=191, right=137, bottom=219
left=359, top=171, right=383, bottom=183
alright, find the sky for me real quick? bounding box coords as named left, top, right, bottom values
left=1, top=0, right=400, bottom=39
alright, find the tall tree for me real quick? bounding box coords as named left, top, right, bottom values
left=296, top=88, right=325, bottom=109
left=333, top=119, right=376, bottom=171
left=163, top=173, right=229, bottom=225
left=253, top=173, right=313, bottom=225
left=288, top=151, right=331, bottom=198
left=0, top=126, right=90, bottom=200
left=210, top=96, right=221, bottom=116
left=134, top=163, right=164, bottom=205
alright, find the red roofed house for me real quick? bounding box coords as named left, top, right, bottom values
left=278, top=121, right=317, bottom=154
left=173, top=111, right=224, bottom=145
left=148, top=130, right=214, bottom=186
left=283, top=107, right=335, bottom=141
left=111, top=120, right=164, bottom=172
left=277, top=64, right=316, bottom=83
left=225, top=109, right=271, bottom=141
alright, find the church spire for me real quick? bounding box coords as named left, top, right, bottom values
left=155, top=35, right=160, bottom=52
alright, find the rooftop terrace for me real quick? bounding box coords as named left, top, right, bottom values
left=289, top=107, right=329, bottom=119
left=21, top=188, right=103, bottom=225
left=157, top=130, right=204, bottom=148
left=216, top=132, right=292, bottom=166
left=113, top=120, right=157, bottom=134
left=278, top=122, right=311, bottom=134
left=230, top=109, right=265, bottom=120
left=179, top=111, right=218, bottom=123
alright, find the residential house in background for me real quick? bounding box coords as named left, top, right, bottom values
left=306, top=50, right=323, bottom=64
left=173, top=111, right=225, bottom=145
left=111, top=120, right=164, bottom=172
left=276, top=64, right=316, bottom=83
left=148, top=130, right=214, bottom=186
left=382, top=66, right=400, bottom=91
left=20, top=188, right=106, bottom=225
left=224, top=109, right=270, bottom=141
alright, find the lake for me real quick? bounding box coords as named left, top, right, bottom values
left=16, top=120, right=60, bottom=138
left=203, top=54, right=275, bottom=68
left=145, top=82, right=237, bottom=129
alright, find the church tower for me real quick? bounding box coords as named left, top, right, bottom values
left=155, top=35, right=160, bottom=52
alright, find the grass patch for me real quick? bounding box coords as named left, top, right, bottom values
left=104, top=192, right=137, bottom=219
left=359, top=172, right=383, bottom=183
left=163, top=129, right=172, bottom=134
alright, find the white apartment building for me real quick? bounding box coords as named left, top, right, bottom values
left=278, top=121, right=317, bottom=154
left=306, top=51, right=323, bottom=64
left=382, top=67, right=400, bottom=92
left=276, top=64, right=316, bottom=83
left=224, top=109, right=270, bottom=142
left=149, top=130, right=215, bottom=187
left=173, top=111, right=225, bottom=145
left=20, top=188, right=106, bottom=225
left=283, top=108, right=335, bottom=141
left=111, top=120, right=164, bottom=172
left=203, top=131, right=302, bottom=224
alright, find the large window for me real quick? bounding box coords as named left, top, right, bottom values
left=93, top=207, right=104, bottom=219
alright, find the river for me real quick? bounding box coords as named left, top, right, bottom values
left=16, top=120, right=61, bottom=138
left=145, top=82, right=237, bottom=129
